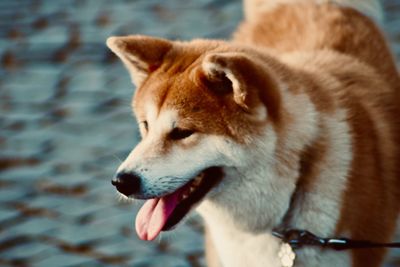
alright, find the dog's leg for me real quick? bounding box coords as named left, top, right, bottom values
left=205, top=224, right=222, bottom=267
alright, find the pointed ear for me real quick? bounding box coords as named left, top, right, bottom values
left=106, top=35, right=172, bottom=86
left=202, top=52, right=250, bottom=110
left=201, top=52, right=281, bottom=120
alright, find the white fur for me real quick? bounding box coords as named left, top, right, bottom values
left=145, top=101, right=159, bottom=127
left=198, top=125, right=292, bottom=231
left=197, top=89, right=353, bottom=266
left=200, top=201, right=282, bottom=267
left=244, top=0, right=383, bottom=23
left=196, top=123, right=287, bottom=266
left=288, top=109, right=352, bottom=267
left=290, top=110, right=352, bottom=235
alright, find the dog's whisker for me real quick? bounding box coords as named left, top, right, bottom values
left=115, top=192, right=135, bottom=204
left=111, top=153, right=123, bottom=163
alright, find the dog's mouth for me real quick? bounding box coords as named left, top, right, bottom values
left=135, top=167, right=223, bottom=241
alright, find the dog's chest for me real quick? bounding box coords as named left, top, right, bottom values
left=197, top=200, right=352, bottom=267
left=208, top=218, right=282, bottom=266
left=198, top=203, right=282, bottom=267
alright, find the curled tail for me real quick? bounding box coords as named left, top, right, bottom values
left=243, top=0, right=383, bottom=23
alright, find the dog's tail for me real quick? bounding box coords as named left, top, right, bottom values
left=243, top=0, right=383, bottom=23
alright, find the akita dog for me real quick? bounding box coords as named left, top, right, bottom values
left=108, top=0, right=400, bottom=266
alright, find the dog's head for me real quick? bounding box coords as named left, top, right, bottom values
left=107, top=35, right=286, bottom=240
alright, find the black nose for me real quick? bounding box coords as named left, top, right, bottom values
left=111, top=172, right=141, bottom=197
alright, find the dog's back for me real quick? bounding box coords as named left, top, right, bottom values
left=243, top=0, right=383, bottom=22
left=237, top=0, right=399, bottom=89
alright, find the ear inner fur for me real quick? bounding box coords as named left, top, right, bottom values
left=201, top=52, right=282, bottom=123
left=106, top=35, right=173, bottom=86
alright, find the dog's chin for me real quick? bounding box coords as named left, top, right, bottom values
left=162, top=166, right=224, bottom=231
left=134, top=166, right=224, bottom=241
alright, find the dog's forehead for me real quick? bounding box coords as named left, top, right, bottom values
left=145, top=101, right=178, bottom=130
left=132, top=54, right=241, bottom=138
left=136, top=69, right=214, bottom=117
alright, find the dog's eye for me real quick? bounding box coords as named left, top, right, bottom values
left=169, top=128, right=195, bottom=140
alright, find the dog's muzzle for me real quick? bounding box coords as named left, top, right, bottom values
left=111, top=172, right=141, bottom=197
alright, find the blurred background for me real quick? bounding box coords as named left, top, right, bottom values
left=0, top=0, right=398, bottom=266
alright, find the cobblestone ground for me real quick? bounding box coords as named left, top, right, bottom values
left=0, top=0, right=399, bottom=266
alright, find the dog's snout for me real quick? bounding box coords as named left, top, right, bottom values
left=111, top=172, right=141, bottom=197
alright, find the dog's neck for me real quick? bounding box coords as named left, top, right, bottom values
left=197, top=110, right=352, bottom=266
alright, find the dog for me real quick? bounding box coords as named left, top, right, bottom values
left=108, top=0, right=400, bottom=266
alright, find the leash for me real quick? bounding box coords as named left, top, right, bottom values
left=273, top=229, right=400, bottom=250
left=272, top=229, right=400, bottom=267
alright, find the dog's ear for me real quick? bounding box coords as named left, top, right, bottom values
left=200, top=53, right=249, bottom=110
left=106, top=35, right=172, bottom=86
left=200, top=52, right=281, bottom=119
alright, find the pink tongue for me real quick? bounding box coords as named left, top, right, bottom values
left=135, top=191, right=181, bottom=241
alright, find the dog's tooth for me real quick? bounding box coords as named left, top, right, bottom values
left=193, top=175, right=202, bottom=186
